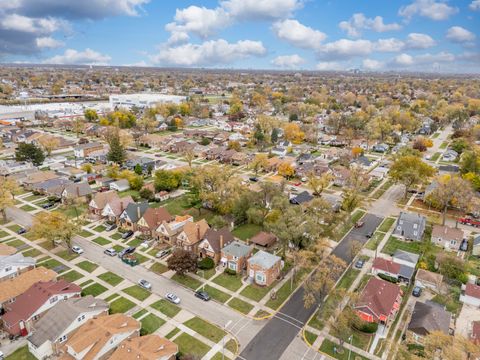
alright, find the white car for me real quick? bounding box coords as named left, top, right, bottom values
left=138, top=279, right=152, bottom=290
left=165, top=293, right=180, bottom=304
left=71, top=246, right=84, bottom=254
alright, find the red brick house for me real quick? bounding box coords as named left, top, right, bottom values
left=136, top=207, right=173, bottom=238
left=197, top=228, right=235, bottom=263
left=354, top=277, right=402, bottom=324
left=247, top=250, right=282, bottom=287
left=221, top=241, right=253, bottom=273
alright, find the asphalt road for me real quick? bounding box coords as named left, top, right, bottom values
left=238, top=213, right=383, bottom=360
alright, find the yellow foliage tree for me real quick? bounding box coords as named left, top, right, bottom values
left=284, top=123, right=305, bottom=144
left=278, top=162, right=295, bottom=179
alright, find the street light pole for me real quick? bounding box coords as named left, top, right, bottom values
left=348, top=335, right=353, bottom=360
left=222, top=320, right=232, bottom=360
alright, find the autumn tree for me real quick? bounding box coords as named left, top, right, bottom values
left=136, top=114, right=157, bottom=134
left=0, top=178, right=20, bottom=222
left=38, top=137, right=60, bottom=157
left=425, top=174, right=474, bottom=225
left=307, top=172, right=332, bottom=196
left=284, top=123, right=305, bottom=144
left=32, top=211, right=78, bottom=250
left=81, top=163, right=93, bottom=174
left=84, top=109, right=98, bottom=122
left=227, top=140, right=241, bottom=151
left=422, top=331, right=480, bottom=360
left=389, top=155, right=436, bottom=198
left=278, top=162, right=295, bottom=179
left=182, top=148, right=196, bottom=168
left=250, top=153, right=269, bottom=175
left=167, top=249, right=198, bottom=275
left=154, top=170, right=182, bottom=192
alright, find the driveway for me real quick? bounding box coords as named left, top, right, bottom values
left=456, top=304, right=480, bottom=338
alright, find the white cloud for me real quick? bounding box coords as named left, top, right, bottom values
left=44, top=48, right=111, bottom=65
left=271, top=54, right=304, bottom=69
left=469, top=0, right=480, bottom=10
left=35, top=36, right=64, bottom=48
left=393, top=53, right=414, bottom=66
left=362, top=59, right=384, bottom=70
left=0, top=14, right=64, bottom=34
left=339, top=13, right=401, bottom=37
left=221, top=0, right=302, bottom=20
left=392, top=51, right=456, bottom=67
left=399, top=0, right=458, bottom=20
left=375, top=38, right=405, bottom=52
left=405, top=33, right=436, bottom=49
left=316, top=61, right=344, bottom=71
left=165, top=6, right=230, bottom=39
left=446, top=26, right=476, bottom=43
left=151, top=39, right=266, bottom=67
left=272, top=19, right=326, bottom=50
left=317, top=39, right=373, bottom=60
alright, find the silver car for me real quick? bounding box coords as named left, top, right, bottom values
left=165, top=293, right=180, bottom=304
left=138, top=279, right=152, bottom=290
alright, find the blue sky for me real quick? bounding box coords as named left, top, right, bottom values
left=1, top=0, right=479, bottom=72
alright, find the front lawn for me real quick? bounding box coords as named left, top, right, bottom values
left=93, top=225, right=106, bottom=232
left=381, top=236, right=422, bottom=255
left=109, top=296, right=136, bottom=314
left=20, top=204, right=36, bottom=212
left=240, top=282, right=276, bottom=302
left=22, top=248, right=41, bottom=257
left=123, top=285, right=151, bottom=301
left=126, top=237, right=143, bottom=247
left=140, top=313, right=166, bottom=335
left=5, top=239, right=26, bottom=248
left=82, top=283, right=108, bottom=297
left=92, top=236, right=111, bottom=246
left=212, top=272, right=243, bottom=292
left=204, top=285, right=231, bottom=303
left=171, top=273, right=203, bottom=290
left=56, top=249, right=79, bottom=261
left=319, top=339, right=369, bottom=360
left=60, top=270, right=83, bottom=282
left=232, top=223, right=262, bottom=241
left=38, top=258, right=63, bottom=271
left=337, top=267, right=360, bottom=290
left=377, top=217, right=396, bottom=233
left=365, top=232, right=385, bottom=250
left=7, top=224, right=22, bottom=232
left=183, top=317, right=227, bottom=343
left=228, top=297, right=254, bottom=314
left=111, top=232, right=123, bottom=240
left=78, top=229, right=94, bottom=238
left=77, top=260, right=98, bottom=272
left=98, top=271, right=123, bottom=286
left=174, top=333, right=210, bottom=359
left=150, top=262, right=168, bottom=274
left=5, top=345, right=36, bottom=360
left=151, top=299, right=181, bottom=318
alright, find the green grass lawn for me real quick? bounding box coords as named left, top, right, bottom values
left=7, top=224, right=22, bottom=232
left=174, top=333, right=210, bottom=358
left=204, top=285, right=231, bottom=303
left=0, top=229, right=9, bottom=238
left=54, top=204, right=87, bottom=218
left=184, top=316, right=227, bottom=343
left=20, top=204, right=36, bottom=212
left=98, top=271, right=123, bottom=286
left=126, top=237, right=143, bottom=247
left=56, top=249, right=79, bottom=261
left=381, top=236, right=422, bottom=255
left=151, top=299, right=181, bottom=318
left=133, top=308, right=148, bottom=319
left=78, top=229, right=94, bottom=238
left=171, top=273, right=203, bottom=290
left=212, top=272, right=243, bottom=292
left=166, top=327, right=181, bottom=339
left=5, top=345, right=36, bottom=360
left=140, top=313, right=166, bottom=335
left=123, top=285, right=151, bottom=301
left=92, top=236, right=111, bottom=246
left=240, top=282, right=276, bottom=302
left=111, top=232, right=123, bottom=240
left=431, top=152, right=441, bottom=162
left=38, top=258, right=63, bottom=270
left=76, top=260, right=98, bottom=272
left=22, top=248, right=41, bottom=257
left=82, top=283, right=108, bottom=297
left=232, top=223, right=263, bottom=241
left=150, top=261, right=168, bottom=274
left=109, top=296, right=136, bottom=314
left=80, top=279, right=94, bottom=287
left=228, top=297, right=254, bottom=314
left=93, top=225, right=106, bottom=232
left=60, top=270, right=83, bottom=282
left=211, top=353, right=231, bottom=360
left=439, top=141, right=448, bottom=149
left=5, top=238, right=26, bottom=248
left=134, top=253, right=149, bottom=264
left=365, top=232, right=385, bottom=250
left=305, top=330, right=318, bottom=345
left=337, top=267, right=360, bottom=290
left=377, top=217, right=396, bottom=233
left=319, top=339, right=369, bottom=360
left=24, top=194, right=44, bottom=202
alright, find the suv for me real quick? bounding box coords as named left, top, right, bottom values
left=412, top=286, right=422, bottom=297
left=118, top=246, right=135, bottom=258
left=155, top=249, right=171, bottom=259
left=121, top=230, right=134, bottom=239
left=42, top=202, right=56, bottom=210
left=105, top=223, right=117, bottom=232
left=104, top=248, right=117, bottom=257
left=71, top=246, right=84, bottom=254
left=354, top=259, right=365, bottom=269
left=195, top=290, right=211, bottom=301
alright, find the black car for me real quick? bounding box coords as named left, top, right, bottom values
left=354, top=259, right=365, bottom=269
left=105, top=223, right=117, bottom=232
left=366, top=231, right=374, bottom=239
left=118, top=246, right=136, bottom=258
left=412, top=286, right=422, bottom=297
left=17, top=228, right=27, bottom=235
left=195, top=290, right=211, bottom=301
left=121, top=230, right=134, bottom=239
left=249, top=177, right=258, bottom=182
left=42, top=202, right=56, bottom=210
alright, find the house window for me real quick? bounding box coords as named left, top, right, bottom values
left=5, top=266, right=12, bottom=272
left=413, top=224, right=418, bottom=229
left=255, top=272, right=266, bottom=284
left=78, top=314, right=85, bottom=322
left=228, top=262, right=237, bottom=271
left=50, top=296, right=58, bottom=304
left=413, top=231, right=418, bottom=236
left=399, top=220, right=403, bottom=225
left=450, top=240, right=457, bottom=246
left=58, top=335, right=67, bottom=343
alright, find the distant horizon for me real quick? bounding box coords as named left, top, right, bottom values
left=0, top=1, right=478, bottom=73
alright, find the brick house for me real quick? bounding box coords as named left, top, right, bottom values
left=136, top=207, right=173, bottom=238
left=119, top=202, right=149, bottom=231
left=155, top=215, right=193, bottom=243
left=175, top=219, right=210, bottom=253
left=89, top=191, right=120, bottom=217
left=221, top=241, right=253, bottom=273
left=197, top=228, right=235, bottom=263
left=247, top=250, right=282, bottom=287
left=407, top=301, right=451, bottom=345
left=431, top=224, right=464, bottom=251
left=101, top=196, right=135, bottom=223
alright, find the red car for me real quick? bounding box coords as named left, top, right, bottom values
left=293, top=182, right=302, bottom=186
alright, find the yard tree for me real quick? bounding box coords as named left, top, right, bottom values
left=425, top=174, right=474, bottom=225
left=154, top=169, right=182, bottom=191
left=182, top=148, right=196, bottom=168
left=167, top=249, right=197, bottom=275
left=436, top=253, right=467, bottom=282
left=284, top=123, right=305, bottom=144
left=278, top=162, right=295, bottom=179
left=106, top=129, right=127, bottom=164
left=15, top=142, right=45, bottom=166
left=389, top=155, right=436, bottom=198
left=139, top=187, right=154, bottom=201
left=227, top=140, right=241, bottom=151
left=250, top=153, right=269, bottom=175
left=128, top=174, right=144, bottom=191
left=72, top=117, right=85, bottom=138
left=307, top=172, right=332, bottom=196
left=271, top=127, right=279, bottom=143
left=84, top=109, right=98, bottom=122
left=81, top=163, right=93, bottom=174
left=0, top=178, right=20, bottom=222
left=38, top=136, right=60, bottom=157
left=266, top=205, right=306, bottom=256
left=460, top=147, right=480, bottom=174
left=422, top=331, right=480, bottom=360
left=32, top=211, right=78, bottom=250
left=136, top=114, right=157, bottom=134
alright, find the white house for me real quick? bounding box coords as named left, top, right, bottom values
left=460, top=283, right=480, bottom=307
left=0, top=253, right=36, bottom=281
left=109, top=179, right=130, bottom=192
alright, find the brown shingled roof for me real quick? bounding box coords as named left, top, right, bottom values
left=110, top=334, right=178, bottom=360
left=249, top=231, right=277, bottom=247
left=0, top=267, right=57, bottom=304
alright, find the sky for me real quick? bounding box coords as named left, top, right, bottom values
left=0, top=0, right=479, bottom=73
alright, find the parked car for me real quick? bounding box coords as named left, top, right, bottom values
left=17, top=228, right=27, bottom=235
left=354, top=259, right=365, bottom=269
left=42, top=202, right=56, bottom=210
left=104, top=248, right=117, bottom=256
left=105, top=223, right=117, bottom=231
left=118, top=246, right=135, bottom=258
left=195, top=290, right=211, bottom=301
left=412, top=286, right=422, bottom=297
left=155, top=249, right=171, bottom=259
left=366, top=231, right=373, bottom=239
left=165, top=293, right=180, bottom=304
left=138, top=279, right=152, bottom=290
left=121, top=230, right=134, bottom=239
left=293, top=181, right=302, bottom=186
left=249, top=177, right=258, bottom=182
left=354, top=221, right=364, bottom=228
left=460, top=239, right=468, bottom=252
left=71, top=246, right=84, bottom=254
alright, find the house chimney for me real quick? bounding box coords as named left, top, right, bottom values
left=120, top=201, right=124, bottom=213
left=196, top=223, right=200, bottom=240
left=220, top=235, right=224, bottom=249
